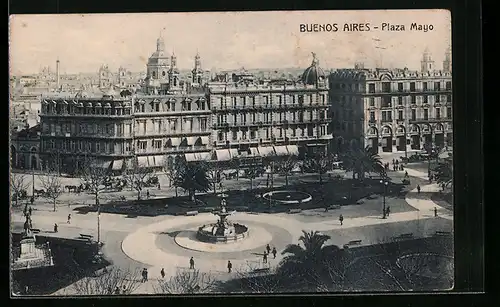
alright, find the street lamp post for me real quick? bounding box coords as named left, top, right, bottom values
left=380, top=180, right=389, bottom=219
left=97, top=207, right=101, bottom=245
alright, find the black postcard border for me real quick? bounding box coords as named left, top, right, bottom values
left=7, top=0, right=486, bottom=306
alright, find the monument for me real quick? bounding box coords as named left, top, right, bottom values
left=12, top=217, right=54, bottom=271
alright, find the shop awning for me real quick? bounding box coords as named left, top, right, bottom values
left=196, top=152, right=211, bottom=161
left=250, top=147, right=260, bottom=156
left=229, top=148, right=239, bottom=159
left=171, top=138, right=181, bottom=146
left=186, top=136, right=197, bottom=146
left=137, top=156, right=149, bottom=167
left=124, top=158, right=134, bottom=169
left=98, top=161, right=112, bottom=169
left=153, top=155, right=165, bottom=167
left=185, top=153, right=197, bottom=162
left=112, top=159, right=123, bottom=171
left=147, top=156, right=155, bottom=167
left=274, top=145, right=289, bottom=156
left=258, top=146, right=275, bottom=157
left=216, top=149, right=231, bottom=161
left=201, top=136, right=210, bottom=145
left=286, top=145, right=299, bottom=156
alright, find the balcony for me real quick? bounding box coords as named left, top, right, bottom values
left=135, top=146, right=209, bottom=155
left=137, top=130, right=211, bottom=138
left=409, top=117, right=452, bottom=124
left=134, top=109, right=211, bottom=117
left=40, top=113, right=133, bottom=119
left=212, top=103, right=330, bottom=112
left=41, top=132, right=133, bottom=139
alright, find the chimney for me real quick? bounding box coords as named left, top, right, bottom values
left=56, top=58, right=60, bottom=89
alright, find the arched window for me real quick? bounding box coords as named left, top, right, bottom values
left=152, top=71, right=156, bottom=78
left=162, top=71, right=166, bottom=77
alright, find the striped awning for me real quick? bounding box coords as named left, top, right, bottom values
left=98, top=161, right=112, bottom=169
left=153, top=155, right=165, bottom=167
left=186, top=152, right=212, bottom=162
left=147, top=156, right=155, bottom=167
left=258, top=146, right=275, bottom=157
left=171, top=138, right=181, bottom=146
left=112, top=159, right=123, bottom=170
left=274, top=145, right=289, bottom=156
left=216, top=149, right=231, bottom=161
left=286, top=145, right=299, bottom=156
left=201, top=136, right=210, bottom=145
left=250, top=147, right=260, bottom=156
left=185, top=153, right=197, bottom=162
left=229, top=148, right=239, bottom=159
left=186, top=136, right=198, bottom=146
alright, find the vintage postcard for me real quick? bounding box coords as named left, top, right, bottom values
left=9, top=10, right=453, bottom=296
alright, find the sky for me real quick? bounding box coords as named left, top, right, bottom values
left=9, top=10, right=451, bottom=75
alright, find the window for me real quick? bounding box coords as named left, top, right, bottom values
left=155, top=103, right=160, bottom=112
left=447, top=107, right=452, bottom=119
left=242, top=130, right=247, bottom=139
left=368, top=84, right=375, bottom=93
left=369, top=111, right=375, bottom=122
left=398, top=97, right=403, bottom=105
left=232, top=130, right=237, bottom=140
left=398, top=83, right=403, bottom=92
left=218, top=132, right=223, bottom=141
left=410, top=82, right=416, bottom=91
left=411, top=109, right=416, bottom=120
left=411, top=95, right=416, bottom=104
left=369, top=97, right=375, bottom=107
left=250, top=130, right=256, bottom=139
left=446, top=81, right=452, bottom=90
left=141, top=105, right=145, bottom=112
left=436, top=108, right=441, bottom=119
left=423, top=96, right=428, bottom=104
left=96, top=142, right=100, bottom=152
left=424, top=109, right=429, bottom=120
left=435, top=95, right=440, bottom=103
left=382, top=96, right=391, bottom=108
left=434, top=82, right=441, bottom=91
left=298, top=95, right=304, bottom=104
left=154, top=140, right=162, bottom=149
left=423, top=82, right=428, bottom=91
left=382, top=82, right=391, bottom=93
left=398, top=110, right=403, bottom=120
left=200, top=118, right=207, bottom=130
left=446, top=95, right=452, bottom=103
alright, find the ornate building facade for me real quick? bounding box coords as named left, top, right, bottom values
left=329, top=48, right=452, bottom=154
left=208, top=53, right=332, bottom=161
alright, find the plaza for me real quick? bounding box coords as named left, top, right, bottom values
left=10, top=162, right=453, bottom=295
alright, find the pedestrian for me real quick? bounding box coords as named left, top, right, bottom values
left=392, top=159, right=395, bottom=165
left=339, top=214, right=344, bottom=226
left=266, top=244, right=271, bottom=254
left=141, top=268, right=147, bottom=282
left=146, top=190, right=150, bottom=199
left=53, top=223, right=58, bottom=233
left=386, top=206, right=391, bottom=217
left=160, top=268, right=165, bottom=278
left=434, top=207, right=438, bottom=217
left=227, top=260, right=232, bottom=273
left=158, top=182, right=161, bottom=190
left=405, top=171, right=408, bottom=177
left=417, top=185, right=421, bottom=194
left=114, top=286, right=120, bottom=294
left=395, top=159, right=399, bottom=166
left=28, top=206, right=32, bottom=216
left=144, top=268, right=148, bottom=281
left=25, top=285, right=29, bottom=295
left=263, top=251, right=268, bottom=264
left=122, top=285, right=127, bottom=294
left=272, top=247, right=277, bottom=259
left=67, top=214, right=71, bottom=224
left=189, top=257, right=195, bottom=269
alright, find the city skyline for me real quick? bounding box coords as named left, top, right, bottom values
left=9, top=10, right=451, bottom=75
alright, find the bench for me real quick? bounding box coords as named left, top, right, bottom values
left=288, top=208, right=302, bottom=214
left=355, top=200, right=365, bottom=205
left=328, top=205, right=341, bottom=210
left=30, top=228, right=41, bottom=233
left=185, top=211, right=199, bottom=216
left=398, top=233, right=414, bottom=239
left=80, top=234, right=94, bottom=240
left=253, top=267, right=270, bottom=274
left=348, top=240, right=362, bottom=245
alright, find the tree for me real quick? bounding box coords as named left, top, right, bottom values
left=304, top=153, right=331, bottom=184
left=278, top=230, right=333, bottom=288
left=163, top=155, right=182, bottom=198
left=175, top=159, right=210, bottom=201
left=39, top=168, right=63, bottom=212
left=123, top=158, right=154, bottom=200
left=154, top=269, right=218, bottom=294
left=227, top=262, right=285, bottom=293
left=433, top=160, right=453, bottom=190
left=276, top=155, right=297, bottom=187
left=71, top=266, right=142, bottom=295
left=120, top=89, right=133, bottom=97
left=206, top=160, right=225, bottom=195
left=10, top=173, right=29, bottom=208
left=341, top=146, right=385, bottom=181
left=244, top=162, right=265, bottom=191
left=78, top=157, right=109, bottom=207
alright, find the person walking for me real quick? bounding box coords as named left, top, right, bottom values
left=53, top=223, right=58, bottom=233
left=67, top=214, right=71, bottom=224
left=386, top=206, right=391, bottom=217
left=227, top=260, right=232, bottom=273
left=339, top=214, right=344, bottom=226
left=263, top=251, right=268, bottom=264
left=141, top=268, right=147, bottom=282
left=146, top=190, right=150, bottom=199
left=266, top=244, right=271, bottom=254
left=405, top=171, right=408, bottom=177
left=122, top=285, right=127, bottom=294
left=144, top=268, right=148, bottom=281
left=28, top=206, right=32, bottom=216
left=434, top=207, right=438, bottom=217
left=272, top=247, right=277, bottom=259
left=417, top=185, right=421, bottom=194
left=158, top=182, right=161, bottom=190
left=189, top=257, right=195, bottom=269
left=160, top=268, right=165, bottom=278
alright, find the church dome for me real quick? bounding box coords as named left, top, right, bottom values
left=301, top=53, right=326, bottom=85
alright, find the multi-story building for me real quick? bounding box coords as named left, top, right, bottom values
left=208, top=53, right=332, bottom=162
left=10, top=124, right=41, bottom=170
left=328, top=48, right=452, bottom=154
left=39, top=89, right=134, bottom=173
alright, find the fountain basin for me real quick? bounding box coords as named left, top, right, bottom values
left=262, top=190, right=313, bottom=205
left=197, top=223, right=249, bottom=243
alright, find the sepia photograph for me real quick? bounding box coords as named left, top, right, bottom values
left=9, top=10, right=454, bottom=296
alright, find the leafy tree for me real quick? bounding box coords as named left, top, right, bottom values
left=120, top=89, right=133, bottom=97
left=123, top=158, right=154, bottom=200
left=276, top=155, right=298, bottom=187
left=154, top=269, right=218, bottom=294
left=78, top=157, right=109, bottom=207
left=304, top=153, right=331, bottom=184
left=433, top=160, right=453, bottom=190
left=244, top=162, right=265, bottom=191
left=10, top=173, right=29, bottom=208
left=341, top=146, right=385, bottom=181
left=174, top=159, right=210, bottom=201
left=38, top=166, right=63, bottom=212
left=70, top=267, right=142, bottom=295
left=206, top=160, right=225, bottom=195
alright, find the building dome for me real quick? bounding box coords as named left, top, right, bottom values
left=301, top=52, right=326, bottom=85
